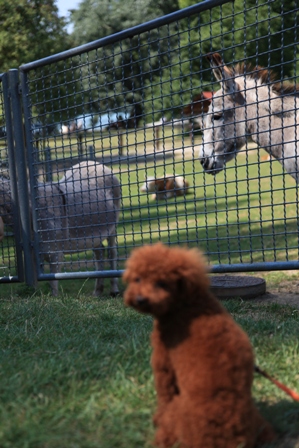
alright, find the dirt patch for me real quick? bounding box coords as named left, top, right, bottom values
left=252, top=291, right=299, bottom=308
left=250, top=273, right=299, bottom=307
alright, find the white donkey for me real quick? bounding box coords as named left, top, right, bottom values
left=0, top=161, right=121, bottom=296
left=199, top=52, right=299, bottom=182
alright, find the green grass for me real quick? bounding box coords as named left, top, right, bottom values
left=0, top=286, right=299, bottom=448
left=115, top=143, right=299, bottom=268
left=0, top=292, right=155, bottom=448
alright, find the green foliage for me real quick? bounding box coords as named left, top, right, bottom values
left=69, top=0, right=179, bottom=116
left=148, top=0, right=299, bottom=119
left=180, top=0, right=299, bottom=75
left=0, top=0, right=297, bottom=127
left=0, top=0, right=70, bottom=72
left=0, top=0, right=77, bottom=134
left=70, top=0, right=179, bottom=45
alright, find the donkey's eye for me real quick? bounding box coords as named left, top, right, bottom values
left=213, top=115, right=222, bottom=121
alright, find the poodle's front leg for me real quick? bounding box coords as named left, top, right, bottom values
left=153, top=396, right=180, bottom=448
left=151, top=327, right=178, bottom=425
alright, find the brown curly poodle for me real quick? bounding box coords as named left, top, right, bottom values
left=123, top=242, right=275, bottom=448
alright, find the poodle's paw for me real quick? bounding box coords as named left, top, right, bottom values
left=256, top=422, right=276, bottom=445
left=154, top=428, right=178, bottom=448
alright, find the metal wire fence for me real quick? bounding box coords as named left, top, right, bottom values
left=1, top=0, right=299, bottom=289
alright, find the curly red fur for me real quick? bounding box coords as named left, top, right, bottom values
left=123, top=242, right=276, bottom=448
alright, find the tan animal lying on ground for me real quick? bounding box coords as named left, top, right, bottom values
left=140, top=175, right=190, bottom=200
left=0, top=216, right=4, bottom=242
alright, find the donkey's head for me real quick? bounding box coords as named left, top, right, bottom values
left=199, top=53, right=247, bottom=175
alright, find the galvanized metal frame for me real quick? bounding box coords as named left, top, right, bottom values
left=8, top=70, right=37, bottom=286
left=1, top=73, right=24, bottom=282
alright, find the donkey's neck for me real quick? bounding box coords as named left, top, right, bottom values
left=245, top=85, right=299, bottom=182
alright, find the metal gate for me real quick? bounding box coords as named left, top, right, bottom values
left=1, top=0, right=299, bottom=290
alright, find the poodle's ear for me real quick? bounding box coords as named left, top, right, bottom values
left=122, top=268, right=130, bottom=283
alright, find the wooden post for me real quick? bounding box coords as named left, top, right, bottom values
left=88, top=145, right=96, bottom=160
left=77, top=132, right=83, bottom=157
left=118, top=129, right=123, bottom=156
left=154, top=126, right=160, bottom=151
left=189, top=121, right=194, bottom=146
left=44, top=146, right=52, bottom=182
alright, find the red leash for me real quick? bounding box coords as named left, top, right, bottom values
left=255, top=365, right=299, bottom=401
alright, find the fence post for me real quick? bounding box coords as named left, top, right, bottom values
left=2, top=73, right=24, bottom=281
left=8, top=69, right=38, bottom=289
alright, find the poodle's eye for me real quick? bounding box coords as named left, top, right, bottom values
left=134, top=277, right=141, bottom=283
left=155, top=280, right=168, bottom=290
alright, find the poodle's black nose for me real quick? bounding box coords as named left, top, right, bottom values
left=135, top=296, right=149, bottom=307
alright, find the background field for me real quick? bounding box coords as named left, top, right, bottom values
left=1, top=126, right=299, bottom=283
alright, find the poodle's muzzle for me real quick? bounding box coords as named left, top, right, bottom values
left=131, top=295, right=151, bottom=312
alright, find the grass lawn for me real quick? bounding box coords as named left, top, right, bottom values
left=0, top=278, right=299, bottom=448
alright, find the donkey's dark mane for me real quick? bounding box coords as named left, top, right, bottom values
left=231, top=63, right=299, bottom=97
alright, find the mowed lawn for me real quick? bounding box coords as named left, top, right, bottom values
left=1, top=129, right=299, bottom=446
left=0, top=284, right=299, bottom=448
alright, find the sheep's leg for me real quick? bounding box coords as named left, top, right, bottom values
left=47, top=252, right=63, bottom=296
left=93, top=244, right=105, bottom=296
left=107, top=234, right=119, bottom=297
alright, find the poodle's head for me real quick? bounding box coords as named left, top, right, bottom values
left=123, top=242, right=210, bottom=317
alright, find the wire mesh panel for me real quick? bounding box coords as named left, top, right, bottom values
left=16, top=0, right=299, bottom=290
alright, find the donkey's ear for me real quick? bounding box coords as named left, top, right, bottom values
left=207, top=53, right=238, bottom=94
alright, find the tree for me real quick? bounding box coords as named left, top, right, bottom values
left=69, top=0, right=180, bottom=123
left=177, top=0, right=299, bottom=78
left=0, top=0, right=77, bottom=138
left=147, top=0, right=299, bottom=120
left=70, top=0, right=179, bottom=46
left=0, top=0, right=70, bottom=72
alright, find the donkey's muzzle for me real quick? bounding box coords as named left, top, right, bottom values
left=200, top=157, right=218, bottom=174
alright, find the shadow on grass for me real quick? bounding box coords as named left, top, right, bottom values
left=257, top=399, right=299, bottom=447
